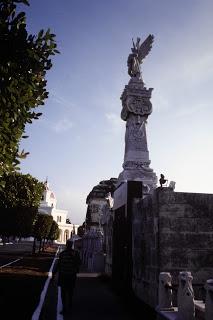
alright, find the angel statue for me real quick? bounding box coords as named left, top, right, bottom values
left=127, top=34, right=154, bottom=79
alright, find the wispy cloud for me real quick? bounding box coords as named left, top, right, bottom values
left=172, top=102, right=210, bottom=119
left=50, top=93, right=75, bottom=109
left=182, top=53, right=213, bottom=84
left=52, top=118, right=74, bottom=133
left=31, top=116, right=74, bottom=133
left=105, top=112, right=124, bottom=133
left=152, top=93, right=170, bottom=112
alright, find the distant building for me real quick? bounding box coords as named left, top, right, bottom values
left=39, top=181, right=78, bottom=243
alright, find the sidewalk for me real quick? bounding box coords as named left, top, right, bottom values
left=41, top=270, right=158, bottom=320
left=67, top=273, right=157, bottom=320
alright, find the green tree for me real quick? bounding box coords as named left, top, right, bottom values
left=48, top=220, right=59, bottom=242
left=33, top=213, right=53, bottom=253
left=0, top=172, right=44, bottom=208
left=13, top=207, right=37, bottom=238
left=0, top=172, right=44, bottom=240
left=0, top=0, right=59, bottom=182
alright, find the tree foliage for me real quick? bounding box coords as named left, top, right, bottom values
left=48, top=220, right=59, bottom=241
left=13, top=207, right=37, bottom=237
left=0, top=172, right=44, bottom=239
left=1, top=207, right=37, bottom=238
left=0, top=172, right=45, bottom=208
left=32, top=213, right=53, bottom=253
left=0, top=0, right=59, bottom=180
left=33, top=213, right=53, bottom=241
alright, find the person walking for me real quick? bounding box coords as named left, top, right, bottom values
left=54, top=239, right=81, bottom=315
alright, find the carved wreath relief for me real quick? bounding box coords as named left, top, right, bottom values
left=126, top=96, right=152, bottom=116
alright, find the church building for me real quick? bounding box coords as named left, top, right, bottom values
left=39, top=181, right=78, bottom=244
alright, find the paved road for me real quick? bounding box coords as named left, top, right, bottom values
left=0, top=242, right=33, bottom=267
left=41, top=272, right=159, bottom=320
left=0, top=244, right=160, bottom=319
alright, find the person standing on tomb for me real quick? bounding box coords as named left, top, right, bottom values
left=53, top=239, right=81, bottom=315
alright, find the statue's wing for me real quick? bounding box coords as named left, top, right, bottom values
left=138, top=34, right=154, bottom=64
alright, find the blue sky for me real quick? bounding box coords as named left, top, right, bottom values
left=20, top=0, right=213, bottom=224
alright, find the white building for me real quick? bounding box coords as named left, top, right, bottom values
left=39, top=181, right=78, bottom=244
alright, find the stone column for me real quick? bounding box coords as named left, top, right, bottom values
left=117, top=77, right=157, bottom=192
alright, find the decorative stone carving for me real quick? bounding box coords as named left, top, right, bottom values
left=168, top=181, right=176, bottom=191
left=177, top=271, right=195, bottom=320
left=117, top=36, right=157, bottom=191
left=86, top=178, right=117, bottom=231
left=158, top=272, right=174, bottom=311
left=127, top=35, right=154, bottom=79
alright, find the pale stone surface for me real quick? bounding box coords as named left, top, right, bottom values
left=84, top=178, right=117, bottom=273
left=117, top=77, right=157, bottom=191
left=117, top=35, right=157, bottom=191
left=177, top=271, right=195, bottom=320
left=82, top=229, right=104, bottom=272
left=169, top=181, right=176, bottom=190
left=158, top=272, right=174, bottom=311
left=86, top=178, right=117, bottom=231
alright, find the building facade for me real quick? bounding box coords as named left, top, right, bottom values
left=39, top=181, right=78, bottom=243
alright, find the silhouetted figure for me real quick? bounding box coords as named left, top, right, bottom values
left=159, top=174, right=168, bottom=188
left=54, top=239, right=81, bottom=315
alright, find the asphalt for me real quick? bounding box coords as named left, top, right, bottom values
left=41, top=269, right=160, bottom=320
left=0, top=244, right=162, bottom=320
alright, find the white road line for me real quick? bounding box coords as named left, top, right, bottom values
left=31, top=247, right=60, bottom=320
left=57, top=287, right=63, bottom=320
left=0, top=258, right=22, bottom=269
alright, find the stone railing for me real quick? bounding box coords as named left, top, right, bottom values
left=156, top=272, right=213, bottom=320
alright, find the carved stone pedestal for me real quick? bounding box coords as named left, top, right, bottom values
left=117, top=77, right=157, bottom=192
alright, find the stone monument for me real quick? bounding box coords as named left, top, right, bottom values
left=117, top=35, right=157, bottom=192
